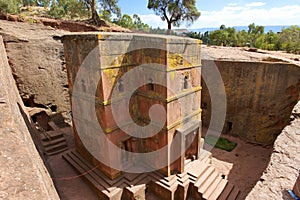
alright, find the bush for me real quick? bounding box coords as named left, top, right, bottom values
left=0, top=0, right=21, bottom=14
left=205, top=136, right=237, bottom=152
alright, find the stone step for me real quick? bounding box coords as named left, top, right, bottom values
left=217, top=182, right=234, bottom=200
left=198, top=171, right=219, bottom=194
left=202, top=175, right=223, bottom=199
left=44, top=142, right=68, bottom=153
left=48, top=121, right=60, bottom=131
left=176, top=172, right=190, bottom=185
left=203, top=156, right=212, bottom=165
left=194, top=167, right=215, bottom=188
left=40, top=131, right=64, bottom=141
left=70, top=151, right=124, bottom=187
left=46, top=147, right=68, bottom=156
left=155, top=175, right=178, bottom=191
left=227, top=186, right=240, bottom=200
left=42, top=137, right=66, bottom=147
left=186, top=160, right=210, bottom=181
left=207, top=179, right=228, bottom=200
left=149, top=171, right=165, bottom=181
left=184, top=159, right=192, bottom=166
left=62, top=151, right=123, bottom=199
left=124, top=173, right=149, bottom=186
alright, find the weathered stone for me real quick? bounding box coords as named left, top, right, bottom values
left=0, top=36, right=60, bottom=199
left=63, top=32, right=202, bottom=179
left=246, top=101, right=300, bottom=199
left=202, top=60, right=300, bottom=145
left=0, top=20, right=70, bottom=114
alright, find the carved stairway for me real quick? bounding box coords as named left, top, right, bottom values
left=40, top=121, right=68, bottom=156
left=63, top=149, right=240, bottom=200
left=184, top=151, right=240, bottom=200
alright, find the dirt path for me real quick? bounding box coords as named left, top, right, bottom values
left=206, top=101, right=300, bottom=200
left=46, top=127, right=98, bottom=200
left=206, top=134, right=273, bottom=199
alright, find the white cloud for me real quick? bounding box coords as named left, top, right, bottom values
left=246, top=2, right=266, bottom=7
left=139, top=3, right=300, bottom=29
left=188, top=4, right=300, bottom=28
left=139, top=14, right=167, bottom=29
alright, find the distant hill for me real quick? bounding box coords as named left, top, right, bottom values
left=188, top=25, right=296, bottom=34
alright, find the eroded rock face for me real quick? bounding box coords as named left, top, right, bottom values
left=0, top=36, right=60, bottom=200
left=246, top=101, right=300, bottom=199
left=202, top=60, right=300, bottom=145
left=0, top=20, right=70, bottom=114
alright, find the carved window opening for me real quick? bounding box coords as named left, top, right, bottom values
left=120, top=139, right=131, bottom=163
left=118, top=79, right=124, bottom=92
left=183, top=76, right=188, bottom=89
left=185, top=130, right=198, bottom=161
left=148, top=78, right=154, bottom=91
left=227, top=122, right=233, bottom=133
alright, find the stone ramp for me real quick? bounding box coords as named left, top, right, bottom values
left=63, top=149, right=239, bottom=200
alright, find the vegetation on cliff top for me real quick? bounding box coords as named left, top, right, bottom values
left=187, top=23, right=300, bottom=54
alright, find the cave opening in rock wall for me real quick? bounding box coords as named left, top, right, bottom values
left=227, top=121, right=233, bottom=133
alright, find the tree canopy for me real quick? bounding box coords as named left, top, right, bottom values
left=0, top=0, right=120, bottom=24
left=85, top=0, right=120, bottom=25
left=187, top=24, right=300, bottom=54
left=147, top=0, right=200, bottom=33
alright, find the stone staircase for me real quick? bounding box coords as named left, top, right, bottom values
left=63, top=150, right=165, bottom=199
left=40, top=121, right=68, bottom=156
left=183, top=149, right=240, bottom=200
left=63, top=149, right=240, bottom=200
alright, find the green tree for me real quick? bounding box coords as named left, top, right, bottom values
left=200, top=31, right=210, bottom=44
left=133, top=14, right=142, bottom=28
left=186, top=31, right=200, bottom=39
left=279, top=25, right=300, bottom=53
left=226, top=27, right=237, bottom=46
left=22, top=0, right=37, bottom=6
left=220, top=24, right=226, bottom=30
left=262, top=30, right=280, bottom=50
left=236, top=30, right=248, bottom=47
left=247, top=23, right=264, bottom=47
left=209, top=29, right=228, bottom=46
left=0, top=0, right=22, bottom=13
left=132, top=14, right=150, bottom=31
left=85, top=0, right=120, bottom=26
left=147, top=0, right=200, bottom=34
left=113, top=14, right=134, bottom=29
left=99, top=9, right=111, bottom=22
left=49, top=0, right=89, bottom=19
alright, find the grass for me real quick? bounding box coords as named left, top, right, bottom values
left=205, top=135, right=237, bottom=152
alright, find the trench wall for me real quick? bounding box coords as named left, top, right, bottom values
left=202, top=59, right=300, bottom=144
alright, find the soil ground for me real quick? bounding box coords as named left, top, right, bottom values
left=45, top=126, right=98, bottom=200
left=207, top=134, right=273, bottom=199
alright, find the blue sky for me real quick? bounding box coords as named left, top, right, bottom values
left=117, top=0, right=300, bottom=28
